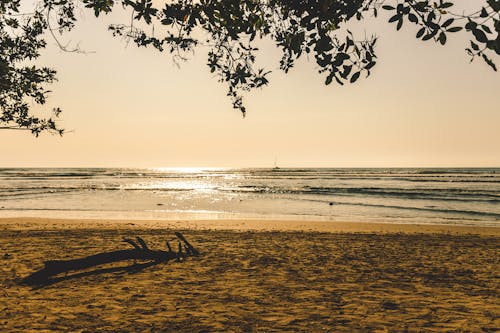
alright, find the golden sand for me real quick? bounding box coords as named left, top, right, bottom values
left=0, top=218, right=499, bottom=332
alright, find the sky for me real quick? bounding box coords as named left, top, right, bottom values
left=1, top=1, right=499, bottom=168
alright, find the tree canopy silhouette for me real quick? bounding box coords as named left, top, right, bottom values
left=1, top=0, right=499, bottom=135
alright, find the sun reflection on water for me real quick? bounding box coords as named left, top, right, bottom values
left=149, top=167, right=229, bottom=174
left=127, top=168, right=224, bottom=192
left=125, top=180, right=218, bottom=192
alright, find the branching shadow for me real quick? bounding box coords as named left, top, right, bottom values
left=28, top=261, right=159, bottom=288
left=21, top=232, right=199, bottom=287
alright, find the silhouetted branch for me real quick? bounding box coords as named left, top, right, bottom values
left=0, top=127, right=30, bottom=130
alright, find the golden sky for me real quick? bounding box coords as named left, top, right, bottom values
left=1, top=3, right=499, bottom=167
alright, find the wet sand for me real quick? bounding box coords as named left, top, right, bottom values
left=0, top=218, right=499, bottom=332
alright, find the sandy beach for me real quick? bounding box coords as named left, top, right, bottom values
left=2, top=0, right=499, bottom=329
left=1, top=218, right=499, bottom=332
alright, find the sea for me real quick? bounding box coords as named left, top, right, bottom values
left=0, top=168, right=499, bottom=226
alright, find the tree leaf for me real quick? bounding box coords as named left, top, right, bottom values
left=439, top=32, right=446, bottom=45
left=473, top=28, right=488, bottom=43
left=396, top=19, right=403, bottom=31
left=350, top=71, right=360, bottom=83
left=325, top=74, right=333, bottom=85
left=416, top=27, right=426, bottom=38
left=482, top=54, right=497, bottom=71
left=389, top=14, right=400, bottom=23
left=441, top=18, right=454, bottom=28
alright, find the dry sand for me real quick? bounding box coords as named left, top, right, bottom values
left=0, top=218, right=499, bottom=332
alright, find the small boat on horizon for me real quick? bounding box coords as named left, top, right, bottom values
left=273, top=156, right=280, bottom=170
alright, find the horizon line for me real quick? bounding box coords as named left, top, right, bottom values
left=1, top=165, right=499, bottom=169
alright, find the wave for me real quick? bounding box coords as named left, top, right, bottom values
left=302, top=199, right=500, bottom=219
left=217, top=186, right=500, bottom=202
left=303, top=186, right=500, bottom=198
left=0, top=186, right=197, bottom=199
left=1, top=183, right=499, bottom=202
left=2, top=200, right=499, bottom=221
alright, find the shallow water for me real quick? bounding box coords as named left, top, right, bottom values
left=0, top=168, right=499, bottom=226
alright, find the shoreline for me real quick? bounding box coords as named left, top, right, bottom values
left=1, top=217, right=498, bottom=235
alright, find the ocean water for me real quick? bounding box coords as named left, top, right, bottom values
left=0, top=168, right=499, bottom=226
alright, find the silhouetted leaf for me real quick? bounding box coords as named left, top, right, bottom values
left=396, top=19, right=403, bottom=31
left=325, top=74, right=333, bottom=85
left=482, top=54, right=497, bottom=71
left=389, top=15, right=400, bottom=23
left=416, top=27, right=426, bottom=38
left=350, top=72, right=360, bottom=83
left=341, top=65, right=352, bottom=79
left=442, top=18, right=454, bottom=28
left=480, top=7, right=488, bottom=18
left=465, top=21, right=477, bottom=30
left=473, top=28, right=488, bottom=43
left=482, top=25, right=492, bottom=34
left=422, top=33, right=433, bottom=41
left=439, top=32, right=447, bottom=45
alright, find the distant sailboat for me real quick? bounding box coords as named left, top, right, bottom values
left=273, top=156, right=280, bottom=170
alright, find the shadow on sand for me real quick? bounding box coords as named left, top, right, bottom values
left=21, top=232, right=199, bottom=287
